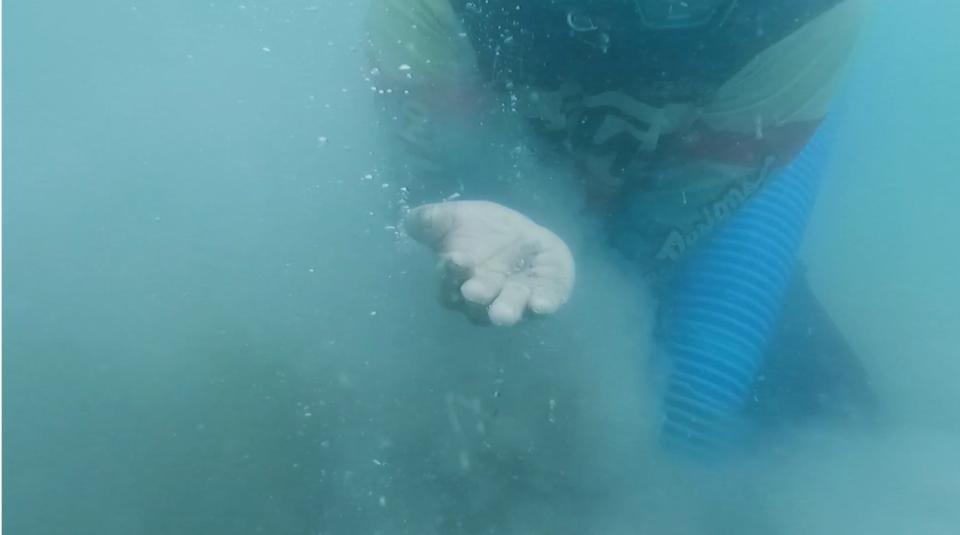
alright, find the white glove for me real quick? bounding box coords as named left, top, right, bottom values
left=404, top=201, right=575, bottom=326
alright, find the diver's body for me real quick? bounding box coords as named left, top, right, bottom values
left=367, top=0, right=875, bottom=436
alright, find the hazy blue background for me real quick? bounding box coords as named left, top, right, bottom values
left=4, top=1, right=959, bottom=534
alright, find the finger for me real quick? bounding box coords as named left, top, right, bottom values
left=527, top=250, right=575, bottom=313
left=529, top=289, right=562, bottom=315
left=526, top=268, right=573, bottom=316
left=488, top=281, right=531, bottom=327
left=460, top=271, right=505, bottom=306
left=403, top=203, right=458, bottom=247
left=529, top=267, right=573, bottom=312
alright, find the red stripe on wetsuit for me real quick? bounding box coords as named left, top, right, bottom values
left=659, top=119, right=823, bottom=166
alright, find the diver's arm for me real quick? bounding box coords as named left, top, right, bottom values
left=366, top=0, right=489, bottom=204
left=366, top=0, right=576, bottom=326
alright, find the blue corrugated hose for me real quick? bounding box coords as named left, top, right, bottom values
left=660, top=120, right=833, bottom=455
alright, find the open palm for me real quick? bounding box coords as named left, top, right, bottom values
left=405, top=201, right=576, bottom=326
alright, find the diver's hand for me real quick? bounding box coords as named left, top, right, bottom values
left=405, top=201, right=575, bottom=326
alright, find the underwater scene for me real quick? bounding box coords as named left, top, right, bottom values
left=5, top=0, right=960, bottom=533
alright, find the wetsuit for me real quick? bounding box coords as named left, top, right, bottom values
left=366, top=0, right=876, bottom=431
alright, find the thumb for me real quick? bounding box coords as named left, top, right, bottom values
left=404, top=203, right=458, bottom=247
